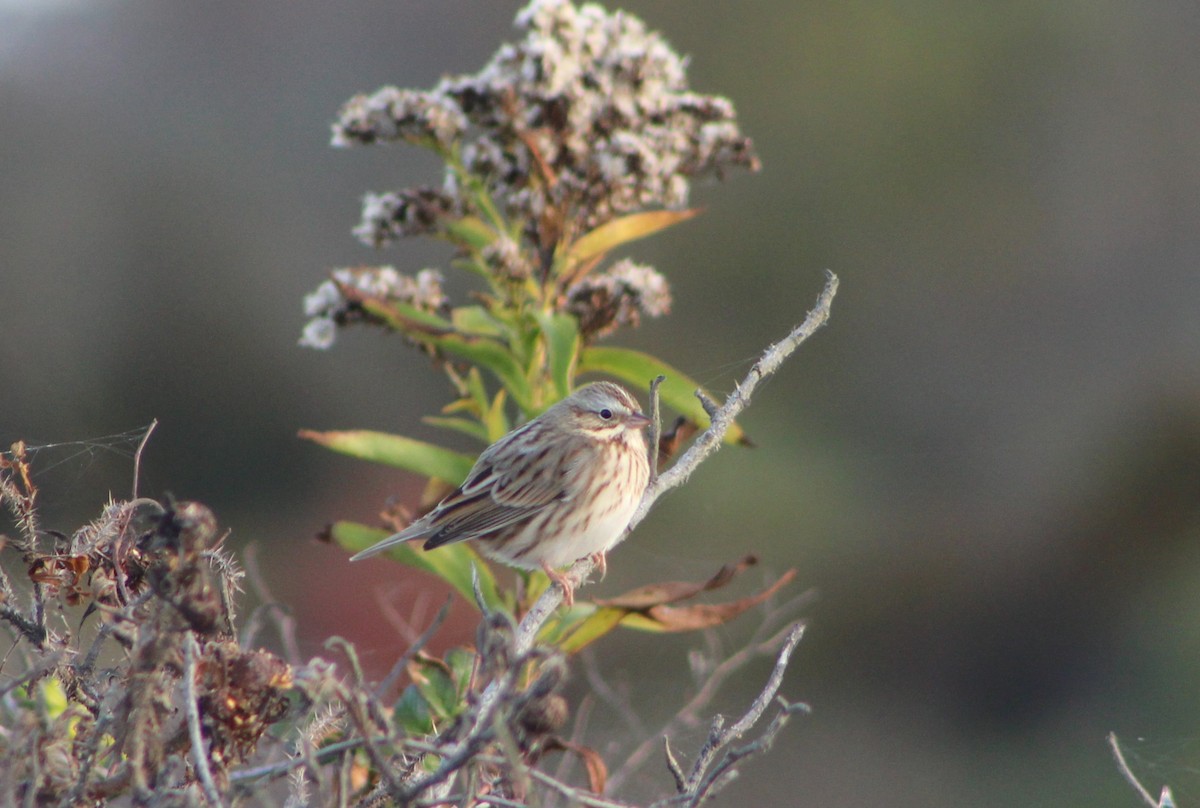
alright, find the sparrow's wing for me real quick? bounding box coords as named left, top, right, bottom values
left=352, top=419, right=577, bottom=556
left=421, top=450, right=567, bottom=549
left=347, top=512, right=439, bottom=561
left=420, top=425, right=578, bottom=552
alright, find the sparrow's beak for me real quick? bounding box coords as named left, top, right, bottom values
left=626, top=411, right=652, bottom=429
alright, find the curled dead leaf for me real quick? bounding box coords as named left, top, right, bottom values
left=623, top=569, right=797, bottom=632
left=594, top=554, right=759, bottom=610
left=658, top=416, right=699, bottom=467
left=541, top=737, right=608, bottom=794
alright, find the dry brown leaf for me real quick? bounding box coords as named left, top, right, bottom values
left=657, top=416, right=699, bottom=466
left=543, top=737, right=609, bottom=794
left=595, top=554, right=759, bottom=610
left=635, top=569, right=798, bottom=632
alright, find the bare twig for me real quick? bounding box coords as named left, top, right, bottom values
left=420, top=750, right=642, bottom=808
left=665, top=698, right=808, bottom=807
left=581, top=648, right=647, bottom=740
left=374, top=594, right=453, bottom=700
left=662, top=737, right=686, bottom=792
left=606, top=599, right=813, bottom=791
left=549, top=693, right=595, bottom=806
left=344, top=687, right=405, bottom=797
left=1108, top=733, right=1176, bottom=808
left=131, top=419, right=157, bottom=500
left=240, top=544, right=302, bottom=665
left=647, top=374, right=666, bottom=484
left=231, top=737, right=372, bottom=785
left=648, top=622, right=808, bottom=807
left=683, top=622, right=805, bottom=786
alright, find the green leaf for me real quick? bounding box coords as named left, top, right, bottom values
left=41, top=678, right=68, bottom=719
left=298, top=430, right=475, bottom=482
left=565, top=209, right=701, bottom=267
left=577, top=347, right=749, bottom=445
left=536, top=311, right=580, bottom=400
left=539, top=606, right=628, bottom=654
left=444, top=648, right=476, bottom=696
left=360, top=298, right=454, bottom=333
left=412, top=658, right=460, bottom=719
left=428, top=333, right=533, bottom=412
left=464, top=366, right=489, bottom=410
left=483, top=388, right=511, bottom=442
left=330, top=521, right=504, bottom=612
left=423, top=416, right=490, bottom=444
left=443, top=215, right=496, bottom=250
left=394, top=684, right=436, bottom=735
left=452, top=305, right=507, bottom=338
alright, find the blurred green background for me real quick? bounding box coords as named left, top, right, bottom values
left=4, top=1, right=1200, bottom=805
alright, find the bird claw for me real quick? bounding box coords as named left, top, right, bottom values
left=542, top=563, right=577, bottom=607
left=542, top=553, right=608, bottom=607
left=589, top=551, right=607, bottom=581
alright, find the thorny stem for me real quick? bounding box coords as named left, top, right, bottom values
left=184, top=633, right=225, bottom=808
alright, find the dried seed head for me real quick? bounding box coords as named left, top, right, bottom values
left=300, top=267, right=450, bottom=350
left=566, top=259, right=672, bottom=338
left=333, top=0, right=758, bottom=246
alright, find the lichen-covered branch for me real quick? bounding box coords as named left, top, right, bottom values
left=637, top=270, right=839, bottom=519
left=515, top=271, right=838, bottom=651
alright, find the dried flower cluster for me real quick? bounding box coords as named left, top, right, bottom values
left=353, top=187, right=459, bottom=249
left=567, top=258, right=672, bottom=338
left=336, top=0, right=757, bottom=246
left=303, top=0, right=758, bottom=352
left=300, top=266, right=448, bottom=349
left=0, top=441, right=299, bottom=802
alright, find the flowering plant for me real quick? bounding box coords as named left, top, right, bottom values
left=290, top=2, right=827, bottom=802
left=301, top=0, right=765, bottom=620
left=301, top=0, right=757, bottom=422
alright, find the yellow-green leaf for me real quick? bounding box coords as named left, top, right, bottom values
left=452, top=305, right=507, bottom=338
left=41, top=678, right=68, bottom=719
left=565, top=209, right=701, bottom=267
left=429, top=333, right=533, bottom=412
left=299, top=429, right=474, bottom=482
left=443, top=215, right=496, bottom=250
left=360, top=298, right=454, bottom=333
left=331, top=521, right=503, bottom=612
left=536, top=311, right=580, bottom=399
left=483, top=388, right=510, bottom=442
left=577, top=347, right=748, bottom=445
left=423, top=416, right=490, bottom=444
left=411, top=657, right=460, bottom=719
left=539, top=606, right=628, bottom=654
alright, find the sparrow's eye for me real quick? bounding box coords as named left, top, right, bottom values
left=598, top=408, right=613, bottom=420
